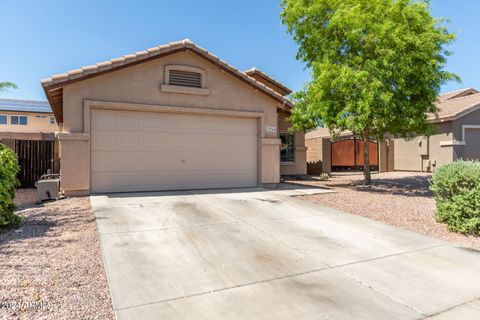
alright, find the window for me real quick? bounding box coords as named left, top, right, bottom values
left=169, top=70, right=202, bottom=88
left=0, top=115, right=6, bottom=125
left=11, top=115, right=28, bottom=125
left=280, top=132, right=295, bottom=163
left=50, top=117, right=56, bottom=124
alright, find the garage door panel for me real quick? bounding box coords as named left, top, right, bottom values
left=93, top=113, right=116, bottom=128
left=180, top=152, right=257, bottom=171
left=92, top=133, right=141, bottom=151
left=92, top=150, right=258, bottom=173
left=91, top=151, right=137, bottom=171
left=93, top=131, right=180, bottom=152
left=182, top=116, right=257, bottom=135
left=140, top=134, right=180, bottom=151
left=119, top=114, right=140, bottom=127
left=142, top=115, right=182, bottom=131
left=91, top=109, right=258, bottom=193
left=180, top=133, right=257, bottom=152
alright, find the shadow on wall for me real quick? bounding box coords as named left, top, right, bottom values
left=307, top=160, right=323, bottom=175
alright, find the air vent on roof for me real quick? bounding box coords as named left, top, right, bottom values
left=169, top=70, right=202, bottom=88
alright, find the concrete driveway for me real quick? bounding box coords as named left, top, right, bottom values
left=91, top=187, right=480, bottom=320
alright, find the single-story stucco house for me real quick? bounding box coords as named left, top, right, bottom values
left=305, top=88, right=480, bottom=174
left=41, top=39, right=306, bottom=195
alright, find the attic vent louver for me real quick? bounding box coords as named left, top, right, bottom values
left=169, top=70, right=202, bottom=88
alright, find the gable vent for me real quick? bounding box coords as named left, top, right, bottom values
left=169, top=70, right=202, bottom=88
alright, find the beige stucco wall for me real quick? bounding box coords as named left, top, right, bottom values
left=393, top=122, right=454, bottom=172
left=321, top=139, right=332, bottom=174
left=278, top=111, right=307, bottom=176
left=394, top=138, right=424, bottom=171
left=59, top=51, right=304, bottom=193
left=62, top=51, right=281, bottom=133
left=304, top=136, right=333, bottom=175
left=305, top=137, right=323, bottom=175
left=429, top=132, right=454, bottom=170
left=0, top=111, right=58, bottom=133
left=387, top=140, right=395, bottom=172
left=261, top=139, right=281, bottom=185
left=378, top=141, right=388, bottom=173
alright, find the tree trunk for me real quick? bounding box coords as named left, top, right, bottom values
left=363, top=131, right=372, bottom=185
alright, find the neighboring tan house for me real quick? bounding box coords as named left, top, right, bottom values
left=0, top=98, right=58, bottom=147
left=41, top=39, right=307, bottom=195
left=394, top=88, right=480, bottom=171
left=0, top=98, right=57, bottom=134
left=305, top=88, right=480, bottom=174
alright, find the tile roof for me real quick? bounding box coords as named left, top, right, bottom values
left=244, top=67, right=292, bottom=96
left=42, top=39, right=293, bottom=122
left=431, top=90, right=480, bottom=122
left=438, top=88, right=478, bottom=102
left=0, top=98, right=52, bottom=113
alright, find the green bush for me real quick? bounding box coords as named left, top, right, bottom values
left=319, top=173, right=330, bottom=181
left=0, top=143, right=20, bottom=230
left=430, top=160, right=480, bottom=235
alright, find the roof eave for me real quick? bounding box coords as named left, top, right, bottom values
left=244, top=68, right=292, bottom=95
left=431, top=101, right=480, bottom=123
left=43, top=86, right=61, bottom=122
left=42, top=41, right=293, bottom=121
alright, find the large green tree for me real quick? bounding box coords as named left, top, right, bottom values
left=281, top=0, right=458, bottom=184
left=0, top=82, right=17, bottom=93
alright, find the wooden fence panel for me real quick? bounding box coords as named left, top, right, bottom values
left=331, top=138, right=379, bottom=171
left=15, top=140, right=56, bottom=188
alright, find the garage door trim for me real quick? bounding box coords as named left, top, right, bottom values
left=83, top=100, right=265, bottom=134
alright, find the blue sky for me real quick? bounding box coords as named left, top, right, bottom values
left=0, top=0, right=478, bottom=100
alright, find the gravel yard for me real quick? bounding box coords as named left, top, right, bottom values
left=289, top=172, right=480, bottom=251
left=0, top=191, right=114, bottom=320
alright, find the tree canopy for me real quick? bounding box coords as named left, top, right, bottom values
left=0, top=82, right=18, bottom=94
left=281, top=0, right=458, bottom=183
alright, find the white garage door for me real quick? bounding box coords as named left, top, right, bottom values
left=90, top=109, right=258, bottom=193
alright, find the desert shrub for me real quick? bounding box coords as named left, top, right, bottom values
left=0, top=143, right=20, bottom=230
left=430, top=160, right=480, bottom=235
left=319, top=173, right=330, bottom=181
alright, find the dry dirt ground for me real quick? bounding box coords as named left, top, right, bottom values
left=287, top=172, right=480, bottom=251
left=0, top=190, right=114, bottom=320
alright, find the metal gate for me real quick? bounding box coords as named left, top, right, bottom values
left=15, top=140, right=56, bottom=188
left=331, top=138, right=379, bottom=171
